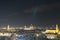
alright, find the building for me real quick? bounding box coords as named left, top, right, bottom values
left=29, top=24, right=34, bottom=30
left=24, top=24, right=34, bottom=30
left=45, top=24, right=59, bottom=34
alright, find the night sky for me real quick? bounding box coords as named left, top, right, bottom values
left=0, top=0, right=60, bottom=26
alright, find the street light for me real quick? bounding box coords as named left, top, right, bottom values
left=36, top=34, right=39, bottom=37
left=35, top=33, right=40, bottom=40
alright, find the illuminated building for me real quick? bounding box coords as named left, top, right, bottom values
left=19, top=26, right=24, bottom=30
left=24, top=25, right=30, bottom=30
left=29, top=24, right=34, bottom=30
left=45, top=24, right=59, bottom=34
left=24, top=24, right=34, bottom=30
left=46, top=34, right=57, bottom=39
left=6, top=25, right=17, bottom=33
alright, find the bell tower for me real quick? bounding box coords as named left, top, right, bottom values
left=56, top=24, right=59, bottom=33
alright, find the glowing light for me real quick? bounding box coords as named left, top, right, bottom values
left=45, top=24, right=59, bottom=34
left=46, top=34, right=57, bottom=39
left=36, top=34, right=39, bottom=37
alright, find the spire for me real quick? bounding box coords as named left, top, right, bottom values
left=7, top=25, right=10, bottom=30
left=56, top=24, right=58, bottom=30
left=56, top=24, right=59, bottom=33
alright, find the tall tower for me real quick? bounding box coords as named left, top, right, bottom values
left=7, top=25, right=10, bottom=30
left=56, top=24, right=59, bottom=33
